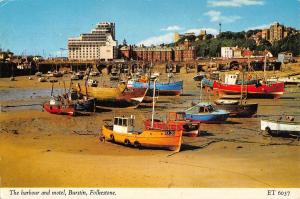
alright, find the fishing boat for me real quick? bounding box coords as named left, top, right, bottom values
left=38, top=77, right=47, bottom=82
left=214, top=72, right=284, bottom=99
left=101, top=115, right=182, bottom=151
left=76, top=71, right=85, bottom=79
left=73, top=98, right=95, bottom=112
left=213, top=74, right=258, bottom=117
left=200, top=77, right=215, bottom=89
left=35, top=72, right=42, bottom=76
left=129, top=80, right=183, bottom=96
left=261, top=117, right=300, bottom=136
left=184, top=102, right=229, bottom=123
left=52, top=71, right=63, bottom=77
left=214, top=102, right=258, bottom=117
left=215, top=80, right=284, bottom=99
left=71, top=74, right=80, bottom=80
left=43, top=96, right=75, bottom=116
left=267, top=76, right=300, bottom=85
left=78, top=83, right=147, bottom=108
left=89, top=71, right=100, bottom=76
left=193, top=73, right=206, bottom=81
left=144, top=112, right=200, bottom=137
left=87, top=79, right=98, bottom=87
left=101, top=78, right=185, bottom=150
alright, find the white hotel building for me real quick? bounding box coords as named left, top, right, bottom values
left=68, top=22, right=117, bottom=61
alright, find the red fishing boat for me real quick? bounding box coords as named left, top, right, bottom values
left=43, top=96, right=76, bottom=116
left=214, top=81, right=284, bottom=99
left=144, top=112, right=200, bottom=137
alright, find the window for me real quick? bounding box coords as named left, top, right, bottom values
left=122, top=119, right=128, bottom=126
left=199, top=107, right=205, bottom=113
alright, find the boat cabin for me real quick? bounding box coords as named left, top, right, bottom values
left=198, top=105, right=214, bottom=113
left=49, top=96, right=62, bottom=106
left=113, top=115, right=135, bottom=133
left=168, top=112, right=185, bottom=121
left=224, top=74, right=238, bottom=85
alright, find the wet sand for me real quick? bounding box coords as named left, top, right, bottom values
left=0, top=65, right=300, bottom=187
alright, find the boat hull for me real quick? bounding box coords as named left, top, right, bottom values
left=201, top=77, right=214, bottom=88
left=144, top=119, right=200, bottom=137
left=184, top=113, right=229, bottom=123
left=74, top=99, right=95, bottom=112
left=43, top=103, right=75, bottom=116
left=215, top=81, right=284, bottom=99
left=101, top=126, right=182, bottom=151
left=131, top=80, right=183, bottom=96
left=79, top=83, right=126, bottom=99
left=80, top=85, right=147, bottom=108
left=261, top=119, right=300, bottom=136
left=184, top=103, right=229, bottom=123
left=214, top=103, right=258, bottom=117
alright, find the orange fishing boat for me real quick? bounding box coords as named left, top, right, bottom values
left=100, top=115, right=182, bottom=151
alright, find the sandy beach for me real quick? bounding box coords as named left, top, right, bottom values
left=0, top=65, right=300, bottom=187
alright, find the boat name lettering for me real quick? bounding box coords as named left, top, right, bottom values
left=165, top=130, right=175, bottom=136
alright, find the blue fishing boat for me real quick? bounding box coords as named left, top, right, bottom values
left=201, top=77, right=214, bottom=88
left=184, top=102, right=229, bottom=123
left=129, top=80, right=183, bottom=96
left=193, top=73, right=205, bottom=81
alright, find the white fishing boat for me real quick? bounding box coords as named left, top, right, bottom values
left=71, top=74, right=80, bottom=80
left=87, top=79, right=98, bottom=87
left=261, top=117, right=300, bottom=136
left=89, top=71, right=100, bottom=76
left=38, top=77, right=47, bottom=82
left=267, top=76, right=300, bottom=85
left=214, top=99, right=239, bottom=105
left=35, top=72, right=42, bottom=76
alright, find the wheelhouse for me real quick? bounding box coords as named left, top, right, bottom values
left=113, top=115, right=135, bottom=133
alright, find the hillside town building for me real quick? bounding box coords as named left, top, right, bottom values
left=261, top=22, right=298, bottom=43
left=221, top=47, right=273, bottom=59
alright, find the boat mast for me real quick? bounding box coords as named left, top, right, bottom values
left=240, top=69, right=244, bottom=103
left=200, top=79, right=203, bottom=102
left=50, top=82, right=54, bottom=96
left=263, top=55, right=267, bottom=81
left=85, top=66, right=91, bottom=99
left=151, top=78, right=157, bottom=128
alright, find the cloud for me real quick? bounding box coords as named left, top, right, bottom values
left=138, top=27, right=219, bottom=46
left=137, top=32, right=174, bottom=46
left=160, top=25, right=183, bottom=31
left=208, top=0, right=264, bottom=7
left=245, top=24, right=271, bottom=30
left=245, top=22, right=280, bottom=30
left=0, top=0, right=14, bottom=7
left=204, top=10, right=241, bottom=23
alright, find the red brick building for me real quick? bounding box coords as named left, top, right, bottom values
left=119, top=40, right=196, bottom=62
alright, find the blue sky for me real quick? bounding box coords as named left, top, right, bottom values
left=0, top=0, right=299, bottom=57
